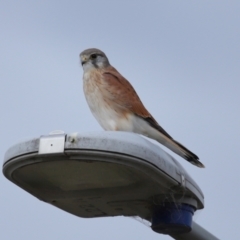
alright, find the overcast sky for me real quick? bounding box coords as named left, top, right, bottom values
left=1, top=1, right=240, bottom=239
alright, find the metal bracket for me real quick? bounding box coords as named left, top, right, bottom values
left=180, top=174, right=186, bottom=188
left=38, top=131, right=65, bottom=154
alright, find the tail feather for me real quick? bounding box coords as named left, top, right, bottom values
left=172, top=139, right=205, bottom=168
left=161, top=137, right=204, bottom=168
left=137, top=115, right=205, bottom=168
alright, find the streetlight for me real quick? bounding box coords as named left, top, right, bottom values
left=2, top=131, right=219, bottom=239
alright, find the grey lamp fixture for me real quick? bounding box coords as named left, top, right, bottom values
left=2, top=131, right=219, bottom=239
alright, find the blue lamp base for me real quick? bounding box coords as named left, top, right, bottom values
left=151, top=203, right=195, bottom=234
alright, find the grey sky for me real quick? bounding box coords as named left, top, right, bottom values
left=1, top=1, right=239, bottom=239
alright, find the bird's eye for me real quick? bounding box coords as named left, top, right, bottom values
left=91, top=54, right=97, bottom=59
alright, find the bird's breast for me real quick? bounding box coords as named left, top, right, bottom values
left=83, top=71, right=121, bottom=130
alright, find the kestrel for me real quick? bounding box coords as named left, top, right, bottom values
left=80, top=48, right=204, bottom=168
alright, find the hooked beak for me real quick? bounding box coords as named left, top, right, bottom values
left=81, top=55, right=88, bottom=66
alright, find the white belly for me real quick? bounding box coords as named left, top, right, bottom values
left=87, top=95, right=120, bottom=130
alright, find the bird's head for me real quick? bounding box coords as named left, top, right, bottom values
left=80, top=48, right=110, bottom=72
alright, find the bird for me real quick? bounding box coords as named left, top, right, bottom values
left=79, top=48, right=204, bottom=168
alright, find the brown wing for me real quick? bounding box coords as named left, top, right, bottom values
left=102, top=66, right=173, bottom=139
